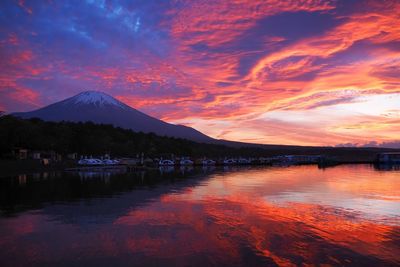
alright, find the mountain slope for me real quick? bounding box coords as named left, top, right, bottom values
left=13, top=91, right=214, bottom=143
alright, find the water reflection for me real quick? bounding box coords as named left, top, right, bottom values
left=202, top=165, right=216, bottom=173
left=374, top=163, right=400, bottom=171
left=17, top=174, right=27, bottom=185
left=159, top=166, right=175, bottom=174
left=0, top=165, right=399, bottom=266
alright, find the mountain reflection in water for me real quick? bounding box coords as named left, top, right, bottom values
left=0, top=165, right=399, bottom=266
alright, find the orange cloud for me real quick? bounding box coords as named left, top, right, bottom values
left=165, top=1, right=400, bottom=145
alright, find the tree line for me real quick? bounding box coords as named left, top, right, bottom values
left=1, top=115, right=397, bottom=161
left=0, top=115, right=268, bottom=158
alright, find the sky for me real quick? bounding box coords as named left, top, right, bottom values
left=0, top=0, right=399, bottom=147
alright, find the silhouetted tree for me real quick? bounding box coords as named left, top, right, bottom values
left=0, top=115, right=397, bottom=160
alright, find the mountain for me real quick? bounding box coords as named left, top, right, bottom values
left=13, top=91, right=214, bottom=143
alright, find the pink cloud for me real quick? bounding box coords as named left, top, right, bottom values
left=1, top=0, right=399, bottom=146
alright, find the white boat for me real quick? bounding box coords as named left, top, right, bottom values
left=159, top=159, right=175, bottom=166
left=180, top=159, right=194, bottom=166
left=202, top=159, right=216, bottom=166
left=237, top=158, right=251, bottom=165
left=102, top=159, right=119, bottom=165
left=78, top=158, right=103, bottom=165
left=223, top=159, right=236, bottom=165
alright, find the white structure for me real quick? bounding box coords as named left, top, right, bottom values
left=180, top=159, right=194, bottom=166
left=237, top=158, right=251, bottom=164
left=202, top=159, right=216, bottom=166
left=159, top=159, right=175, bottom=166
left=223, top=158, right=236, bottom=165
left=102, top=159, right=120, bottom=165
left=78, top=157, right=120, bottom=166
left=78, top=158, right=103, bottom=165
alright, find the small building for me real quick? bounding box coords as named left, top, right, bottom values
left=31, top=152, right=41, bottom=160
left=40, top=151, right=62, bottom=162
left=376, top=153, right=400, bottom=164
left=55, top=154, right=62, bottom=161
left=13, top=148, right=28, bottom=160
left=67, top=153, right=78, bottom=160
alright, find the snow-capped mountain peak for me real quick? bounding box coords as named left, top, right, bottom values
left=13, top=90, right=214, bottom=143
left=68, top=91, right=126, bottom=108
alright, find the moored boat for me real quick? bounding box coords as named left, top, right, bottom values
left=78, top=158, right=103, bottom=165
left=180, top=159, right=194, bottom=166
left=159, top=159, right=175, bottom=166
left=202, top=159, right=216, bottom=166
left=237, top=158, right=251, bottom=165
left=223, top=158, right=236, bottom=165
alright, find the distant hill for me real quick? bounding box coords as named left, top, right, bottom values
left=13, top=91, right=213, bottom=143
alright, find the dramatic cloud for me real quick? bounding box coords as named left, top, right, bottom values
left=0, top=0, right=399, bottom=146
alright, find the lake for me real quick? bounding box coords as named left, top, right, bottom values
left=0, top=164, right=399, bottom=266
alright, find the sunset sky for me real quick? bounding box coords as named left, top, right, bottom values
left=1, top=0, right=399, bottom=147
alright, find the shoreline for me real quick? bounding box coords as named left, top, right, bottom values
left=0, top=159, right=383, bottom=178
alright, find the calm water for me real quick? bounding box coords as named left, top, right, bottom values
left=0, top=165, right=399, bottom=266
